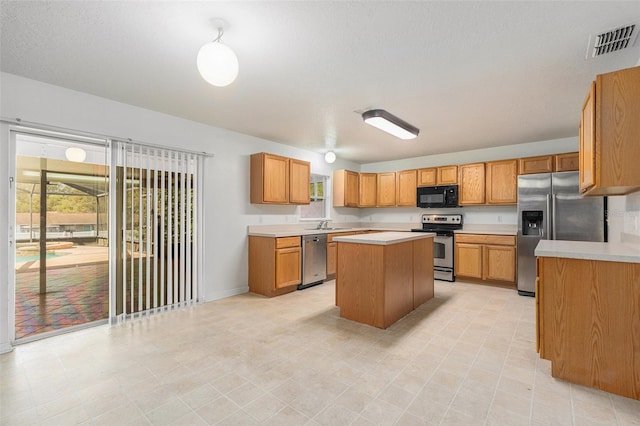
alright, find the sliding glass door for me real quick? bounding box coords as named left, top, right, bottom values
left=13, top=131, right=109, bottom=340
left=9, top=128, right=204, bottom=343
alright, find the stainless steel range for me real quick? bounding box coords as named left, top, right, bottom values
left=412, top=214, right=463, bottom=282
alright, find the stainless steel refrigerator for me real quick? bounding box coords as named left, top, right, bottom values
left=517, top=171, right=607, bottom=296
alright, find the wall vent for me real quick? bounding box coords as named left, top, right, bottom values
left=587, top=23, right=639, bottom=58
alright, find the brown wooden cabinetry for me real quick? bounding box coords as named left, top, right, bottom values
left=249, top=236, right=301, bottom=297
left=289, top=159, right=311, bottom=204
left=396, top=170, right=417, bottom=206
left=358, top=173, right=377, bottom=207
left=458, top=163, right=485, bottom=205
left=519, top=155, right=554, bottom=175
left=417, top=168, right=437, bottom=186
left=326, top=231, right=357, bottom=278
left=580, top=65, right=640, bottom=195
left=377, top=172, right=397, bottom=206
left=455, top=234, right=516, bottom=284
left=485, top=159, right=518, bottom=204
left=554, top=152, right=579, bottom=172
left=437, top=165, right=458, bottom=184
left=250, top=153, right=310, bottom=205
left=418, top=166, right=457, bottom=186
left=537, top=256, right=640, bottom=400
left=333, top=170, right=359, bottom=207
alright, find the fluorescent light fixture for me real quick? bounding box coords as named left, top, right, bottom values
left=362, top=109, right=419, bottom=140
left=324, top=151, right=336, bottom=163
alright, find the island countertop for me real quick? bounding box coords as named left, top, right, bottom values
left=535, top=240, right=640, bottom=263
left=332, top=231, right=435, bottom=245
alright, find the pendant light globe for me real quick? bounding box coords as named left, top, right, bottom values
left=197, top=41, right=239, bottom=87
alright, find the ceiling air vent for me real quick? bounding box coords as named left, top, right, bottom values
left=587, top=23, right=639, bottom=58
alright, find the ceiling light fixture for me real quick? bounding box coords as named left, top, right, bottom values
left=324, top=151, right=336, bottom=164
left=65, top=147, right=86, bottom=162
left=362, top=109, right=419, bottom=140
left=197, top=21, right=239, bottom=87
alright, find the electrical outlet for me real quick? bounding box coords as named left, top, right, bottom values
left=634, top=215, right=638, bottom=231
left=497, top=215, right=503, bottom=223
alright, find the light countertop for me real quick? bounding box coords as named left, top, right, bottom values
left=248, top=226, right=411, bottom=238
left=455, top=224, right=518, bottom=235
left=332, top=231, right=435, bottom=246
left=535, top=240, right=640, bottom=264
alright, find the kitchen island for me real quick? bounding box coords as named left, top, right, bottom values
left=333, top=232, right=435, bottom=329
left=535, top=240, right=640, bottom=400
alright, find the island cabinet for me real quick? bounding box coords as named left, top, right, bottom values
left=251, top=153, right=310, bottom=205
left=455, top=234, right=516, bottom=284
left=537, top=256, right=640, bottom=400
left=333, top=170, right=359, bottom=207
left=377, top=172, right=397, bottom=207
left=335, top=232, right=434, bottom=329
left=396, top=170, right=417, bottom=207
left=485, top=159, right=518, bottom=204
left=458, top=163, right=485, bottom=205
left=249, top=236, right=301, bottom=297
left=358, top=173, right=377, bottom=207
left=579, top=65, right=640, bottom=196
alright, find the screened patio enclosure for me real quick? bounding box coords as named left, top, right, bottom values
left=12, top=130, right=204, bottom=342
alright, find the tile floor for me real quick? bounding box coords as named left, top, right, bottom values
left=1, top=280, right=639, bottom=425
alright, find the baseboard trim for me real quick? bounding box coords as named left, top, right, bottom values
left=0, top=342, right=14, bottom=354
left=204, top=286, right=249, bottom=302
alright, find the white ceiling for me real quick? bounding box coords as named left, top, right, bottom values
left=2, top=1, right=639, bottom=164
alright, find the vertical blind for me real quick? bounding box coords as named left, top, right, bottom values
left=112, top=141, right=204, bottom=323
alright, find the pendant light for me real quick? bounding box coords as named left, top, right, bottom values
left=324, top=151, right=336, bottom=164
left=197, top=24, right=239, bottom=87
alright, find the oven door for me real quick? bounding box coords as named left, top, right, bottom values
left=433, top=233, right=453, bottom=269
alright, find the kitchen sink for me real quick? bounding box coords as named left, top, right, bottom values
left=305, top=227, right=351, bottom=231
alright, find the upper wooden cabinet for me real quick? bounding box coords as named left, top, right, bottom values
left=458, top=163, right=485, bottom=205
left=358, top=173, right=377, bottom=207
left=396, top=170, right=417, bottom=206
left=519, top=155, right=554, bottom=175
left=580, top=65, right=640, bottom=195
left=377, top=172, right=397, bottom=206
left=520, top=153, right=579, bottom=175
left=554, top=152, right=579, bottom=172
left=289, top=159, right=311, bottom=204
left=333, top=170, right=359, bottom=207
left=437, top=166, right=458, bottom=184
left=417, top=166, right=457, bottom=186
left=251, top=153, right=310, bottom=205
left=485, top=159, right=518, bottom=204
left=417, top=168, right=437, bottom=186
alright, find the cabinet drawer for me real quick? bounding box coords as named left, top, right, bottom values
left=455, top=233, right=516, bottom=246
left=275, top=236, right=301, bottom=249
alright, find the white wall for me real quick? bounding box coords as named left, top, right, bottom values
left=0, top=72, right=360, bottom=351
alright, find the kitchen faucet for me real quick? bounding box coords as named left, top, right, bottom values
left=316, top=220, right=329, bottom=229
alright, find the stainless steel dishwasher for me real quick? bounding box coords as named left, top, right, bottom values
left=299, top=234, right=327, bottom=289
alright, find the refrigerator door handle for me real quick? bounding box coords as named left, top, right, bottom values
left=551, top=194, right=557, bottom=240
left=546, top=194, right=551, bottom=240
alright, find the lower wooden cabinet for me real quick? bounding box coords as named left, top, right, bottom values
left=326, top=242, right=337, bottom=276
left=326, top=232, right=356, bottom=278
left=249, top=236, right=301, bottom=297
left=537, top=256, right=640, bottom=400
left=455, top=234, right=516, bottom=284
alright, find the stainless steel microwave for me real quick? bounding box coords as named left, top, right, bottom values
left=417, top=185, right=459, bottom=208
